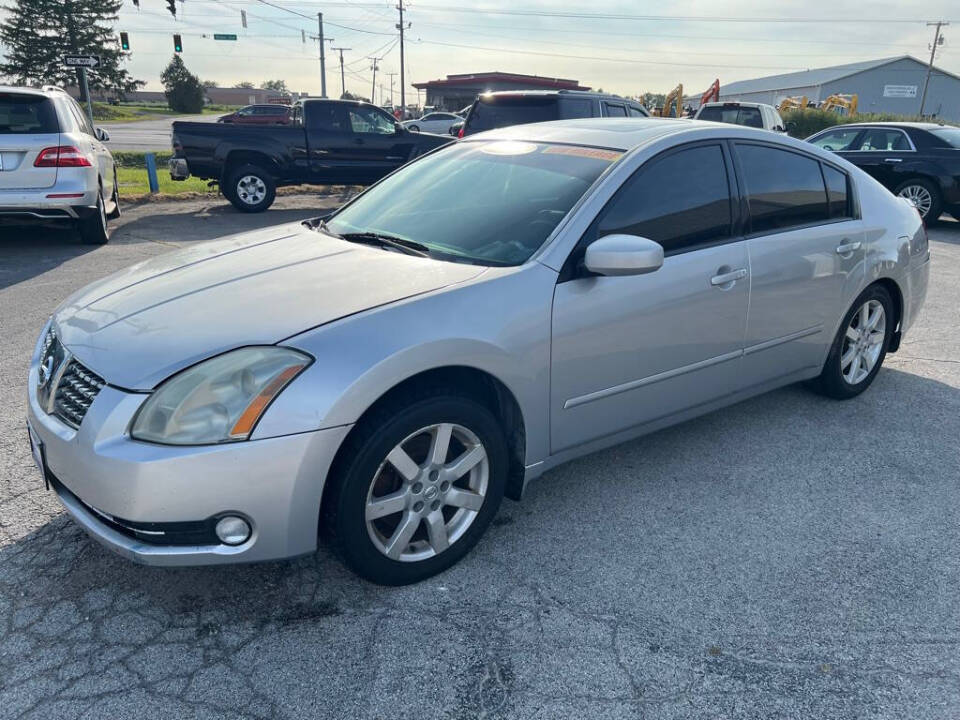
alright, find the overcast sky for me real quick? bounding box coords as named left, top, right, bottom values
left=103, top=1, right=960, bottom=102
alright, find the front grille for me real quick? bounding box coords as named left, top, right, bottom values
left=53, top=360, right=106, bottom=428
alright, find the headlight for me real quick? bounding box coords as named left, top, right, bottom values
left=131, top=347, right=311, bottom=445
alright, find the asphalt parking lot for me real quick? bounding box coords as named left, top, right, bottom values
left=1, top=197, right=958, bottom=719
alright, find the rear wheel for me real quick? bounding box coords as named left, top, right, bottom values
left=810, top=284, right=893, bottom=399
left=895, top=178, right=942, bottom=222
left=77, top=190, right=109, bottom=245
left=325, top=394, right=507, bottom=585
left=224, top=163, right=276, bottom=213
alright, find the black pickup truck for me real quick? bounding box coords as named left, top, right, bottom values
left=170, top=98, right=453, bottom=212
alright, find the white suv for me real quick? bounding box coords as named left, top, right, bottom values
left=0, top=85, right=118, bottom=244
left=694, top=101, right=787, bottom=133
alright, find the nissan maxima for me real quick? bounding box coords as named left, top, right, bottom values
left=27, top=119, right=930, bottom=585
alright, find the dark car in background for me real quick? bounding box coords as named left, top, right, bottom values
left=218, top=104, right=292, bottom=125
left=807, top=122, right=960, bottom=221
left=460, top=90, right=649, bottom=137
left=171, top=99, right=452, bottom=212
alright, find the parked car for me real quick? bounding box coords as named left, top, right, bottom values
left=29, top=119, right=929, bottom=584
left=402, top=111, right=462, bottom=135
left=170, top=99, right=453, bottom=212
left=460, top=90, right=649, bottom=137
left=217, top=104, right=291, bottom=125
left=448, top=120, right=464, bottom=137
left=0, top=85, right=118, bottom=244
left=694, top=101, right=787, bottom=133
left=806, top=122, right=960, bottom=221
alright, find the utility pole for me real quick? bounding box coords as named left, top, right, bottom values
left=919, top=20, right=948, bottom=116
left=396, top=0, right=408, bottom=117
left=318, top=13, right=327, bottom=98
left=386, top=72, right=397, bottom=107
left=332, top=47, right=350, bottom=98
left=370, top=56, right=382, bottom=105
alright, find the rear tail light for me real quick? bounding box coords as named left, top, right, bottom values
left=34, top=146, right=92, bottom=168
left=457, top=126, right=464, bottom=138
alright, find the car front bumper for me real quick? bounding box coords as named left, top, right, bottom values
left=27, top=360, right=351, bottom=567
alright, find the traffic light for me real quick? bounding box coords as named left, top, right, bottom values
left=166, top=0, right=176, bottom=17
left=173, top=34, right=183, bottom=53
left=120, top=32, right=130, bottom=51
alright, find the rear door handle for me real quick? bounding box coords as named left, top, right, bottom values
left=836, top=241, right=861, bottom=255
left=883, top=158, right=902, bottom=163
left=710, top=268, right=747, bottom=286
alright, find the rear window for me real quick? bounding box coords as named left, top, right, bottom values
left=464, top=96, right=559, bottom=135
left=0, top=94, right=59, bottom=134
left=698, top=105, right=763, bottom=128
left=929, top=127, right=960, bottom=148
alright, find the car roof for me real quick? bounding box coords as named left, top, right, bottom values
left=0, top=85, right=66, bottom=97
left=478, top=90, right=641, bottom=103
left=827, top=121, right=946, bottom=130
left=700, top=101, right=771, bottom=109
left=464, top=117, right=704, bottom=150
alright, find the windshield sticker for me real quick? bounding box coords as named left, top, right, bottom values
left=480, top=141, right=539, bottom=156
left=543, top=146, right=623, bottom=162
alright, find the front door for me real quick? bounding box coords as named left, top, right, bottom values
left=550, top=143, right=750, bottom=453
left=838, top=126, right=915, bottom=189
left=343, top=104, right=411, bottom=182
left=305, top=102, right=364, bottom=182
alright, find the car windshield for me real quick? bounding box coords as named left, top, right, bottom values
left=464, top=96, right=560, bottom=134
left=0, top=94, right=59, bottom=134
left=324, top=140, right=621, bottom=266
left=929, top=127, right=960, bottom=148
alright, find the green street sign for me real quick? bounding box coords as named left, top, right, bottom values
left=213, top=34, right=238, bottom=41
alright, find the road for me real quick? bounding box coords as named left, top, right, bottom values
left=101, top=114, right=220, bottom=151
left=1, top=198, right=959, bottom=719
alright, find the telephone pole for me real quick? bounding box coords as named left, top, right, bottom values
left=396, top=0, right=408, bottom=117
left=386, top=72, right=397, bottom=107
left=919, top=20, right=948, bottom=116
left=317, top=13, right=328, bottom=98
left=370, top=56, right=382, bottom=105
left=332, top=47, right=350, bottom=98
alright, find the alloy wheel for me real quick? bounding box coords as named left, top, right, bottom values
left=898, top=184, right=933, bottom=218
left=236, top=175, right=267, bottom=206
left=365, top=423, right=489, bottom=562
left=840, top=299, right=885, bottom=384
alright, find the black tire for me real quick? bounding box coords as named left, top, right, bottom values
left=106, top=169, right=121, bottom=220
left=224, top=163, right=276, bottom=213
left=78, top=190, right=109, bottom=245
left=408, top=125, right=419, bottom=132
left=810, top=284, right=894, bottom=400
left=325, top=393, right=508, bottom=585
left=894, top=178, right=942, bottom=222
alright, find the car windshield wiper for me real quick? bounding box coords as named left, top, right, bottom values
left=337, top=231, right=432, bottom=258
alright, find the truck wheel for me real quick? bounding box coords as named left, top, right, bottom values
left=225, top=164, right=276, bottom=213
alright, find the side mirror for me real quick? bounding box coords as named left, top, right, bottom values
left=584, top=234, right=664, bottom=277
left=95, top=127, right=110, bottom=142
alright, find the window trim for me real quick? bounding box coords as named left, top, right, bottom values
left=729, top=139, right=859, bottom=240
left=807, top=127, right=866, bottom=152
left=558, top=139, right=741, bottom=282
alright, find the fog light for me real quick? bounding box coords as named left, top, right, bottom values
left=215, top=516, right=251, bottom=545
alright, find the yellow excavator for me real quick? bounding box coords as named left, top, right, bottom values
left=657, top=84, right=684, bottom=118
left=778, top=95, right=808, bottom=112
left=821, top=94, right=858, bottom=116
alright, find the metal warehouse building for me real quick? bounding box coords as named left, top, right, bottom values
left=719, top=55, right=960, bottom=122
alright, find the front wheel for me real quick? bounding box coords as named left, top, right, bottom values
left=224, top=163, right=276, bottom=213
left=326, top=394, right=508, bottom=585
left=810, top=284, right=893, bottom=399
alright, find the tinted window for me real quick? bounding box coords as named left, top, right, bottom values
left=855, top=128, right=911, bottom=151
left=598, top=144, right=732, bottom=253
left=737, top=144, right=829, bottom=233
left=809, top=127, right=861, bottom=151
left=822, top=165, right=851, bottom=219
left=0, top=94, right=59, bottom=134
left=67, top=100, right=94, bottom=136
left=929, top=127, right=960, bottom=148
left=563, top=98, right=594, bottom=118
left=306, top=103, right=348, bottom=131
left=327, top=141, right=619, bottom=266
left=628, top=105, right=647, bottom=117
left=464, top=96, right=559, bottom=135
left=603, top=102, right=627, bottom=117
left=697, top=105, right=761, bottom=127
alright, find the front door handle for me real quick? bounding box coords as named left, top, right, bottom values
left=836, top=241, right=862, bottom=255
left=883, top=158, right=902, bottom=163
left=710, top=268, right=747, bottom=287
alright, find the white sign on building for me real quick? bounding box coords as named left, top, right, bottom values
left=883, top=85, right=918, bottom=98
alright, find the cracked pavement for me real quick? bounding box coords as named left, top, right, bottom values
left=1, top=198, right=959, bottom=719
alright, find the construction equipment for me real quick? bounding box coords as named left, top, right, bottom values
left=821, top=94, right=858, bottom=116
left=778, top=95, right=808, bottom=112
left=658, top=84, right=683, bottom=118
left=700, top=79, right=720, bottom=106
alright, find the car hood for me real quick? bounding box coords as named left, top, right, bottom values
left=54, top=222, right=485, bottom=389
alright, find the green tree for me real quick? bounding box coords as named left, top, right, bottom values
left=202, top=79, right=219, bottom=89
left=262, top=79, right=288, bottom=92
left=233, top=81, right=255, bottom=89
left=341, top=90, right=370, bottom=103
left=0, top=0, right=143, bottom=98
left=161, top=55, right=204, bottom=113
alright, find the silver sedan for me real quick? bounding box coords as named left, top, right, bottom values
left=26, top=119, right=930, bottom=585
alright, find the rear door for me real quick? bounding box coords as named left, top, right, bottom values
left=0, top=92, right=60, bottom=190
left=305, top=102, right=362, bottom=182
left=65, top=97, right=113, bottom=199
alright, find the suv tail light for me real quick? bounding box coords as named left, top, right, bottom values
left=34, top=146, right=92, bottom=168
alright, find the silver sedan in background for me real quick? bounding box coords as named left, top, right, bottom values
left=26, top=119, right=929, bottom=585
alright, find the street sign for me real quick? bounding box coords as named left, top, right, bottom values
left=63, top=55, right=100, bottom=68
left=214, top=34, right=238, bottom=41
